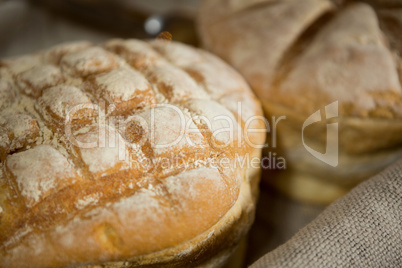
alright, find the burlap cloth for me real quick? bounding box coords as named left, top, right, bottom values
left=250, top=159, right=402, bottom=267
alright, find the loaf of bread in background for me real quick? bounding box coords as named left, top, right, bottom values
left=0, top=39, right=265, bottom=267
left=198, top=0, right=402, bottom=204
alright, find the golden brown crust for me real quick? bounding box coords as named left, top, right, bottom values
left=0, top=39, right=265, bottom=267
left=76, top=167, right=261, bottom=268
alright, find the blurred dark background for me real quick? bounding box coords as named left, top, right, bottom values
left=0, top=0, right=199, bottom=57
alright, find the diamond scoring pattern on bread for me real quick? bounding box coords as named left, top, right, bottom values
left=37, top=85, right=95, bottom=130
left=87, top=67, right=156, bottom=115
left=16, top=64, right=64, bottom=98
left=60, top=46, right=120, bottom=77
left=5, top=145, right=82, bottom=208
left=0, top=114, right=40, bottom=158
left=0, top=39, right=264, bottom=267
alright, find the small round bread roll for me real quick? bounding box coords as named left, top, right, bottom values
left=198, top=0, right=402, bottom=204
left=0, top=39, right=265, bottom=267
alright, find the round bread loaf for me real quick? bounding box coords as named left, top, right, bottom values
left=0, top=39, right=265, bottom=267
left=198, top=0, right=402, bottom=203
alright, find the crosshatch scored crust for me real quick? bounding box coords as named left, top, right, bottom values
left=0, top=39, right=265, bottom=267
